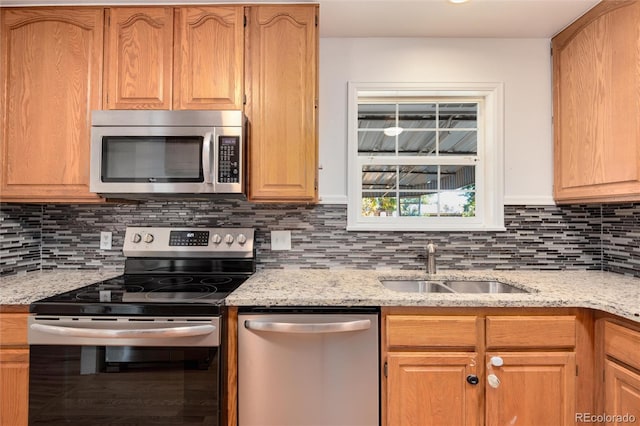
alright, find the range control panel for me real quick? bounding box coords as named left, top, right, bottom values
left=123, top=227, right=254, bottom=258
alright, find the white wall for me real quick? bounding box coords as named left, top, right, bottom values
left=318, top=37, right=554, bottom=205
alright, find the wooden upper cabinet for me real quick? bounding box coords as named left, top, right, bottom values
left=0, top=8, right=104, bottom=202
left=105, top=7, right=174, bottom=109
left=245, top=5, right=318, bottom=202
left=105, top=6, right=243, bottom=111
left=174, top=7, right=244, bottom=110
left=552, top=1, right=640, bottom=203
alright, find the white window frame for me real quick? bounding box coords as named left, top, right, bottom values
left=347, top=82, right=505, bottom=231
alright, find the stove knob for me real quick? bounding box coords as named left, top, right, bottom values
left=143, top=233, right=154, bottom=244
left=131, top=233, right=142, bottom=244
left=224, top=234, right=234, bottom=245
left=211, top=234, right=222, bottom=245
left=237, top=234, right=247, bottom=245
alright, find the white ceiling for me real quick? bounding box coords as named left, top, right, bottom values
left=0, top=0, right=600, bottom=38
left=319, top=0, right=600, bottom=38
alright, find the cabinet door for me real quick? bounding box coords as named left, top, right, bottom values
left=387, top=352, right=480, bottom=426
left=485, top=352, right=575, bottom=426
left=552, top=1, right=640, bottom=203
left=245, top=5, right=318, bottom=202
left=105, top=7, right=173, bottom=109
left=174, top=7, right=243, bottom=110
left=0, top=8, right=104, bottom=202
left=604, top=360, right=640, bottom=425
left=0, top=349, right=29, bottom=426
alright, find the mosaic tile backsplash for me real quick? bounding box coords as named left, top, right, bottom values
left=1, top=201, right=639, bottom=277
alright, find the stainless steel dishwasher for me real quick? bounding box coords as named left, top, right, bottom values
left=238, top=308, right=380, bottom=426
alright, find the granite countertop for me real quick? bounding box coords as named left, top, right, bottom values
left=0, top=270, right=121, bottom=312
left=226, top=269, right=640, bottom=323
left=1, top=269, right=639, bottom=322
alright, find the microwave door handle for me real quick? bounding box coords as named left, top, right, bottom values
left=203, top=132, right=213, bottom=184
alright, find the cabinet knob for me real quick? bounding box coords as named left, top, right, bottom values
left=487, top=373, right=501, bottom=388
left=466, top=374, right=479, bottom=385
left=490, top=356, right=504, bottom=367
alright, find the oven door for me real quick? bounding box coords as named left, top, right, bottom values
left=28, top=316, right=222, bottom=426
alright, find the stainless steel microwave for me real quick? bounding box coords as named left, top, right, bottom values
left=90, top=110, right=245, bottom=198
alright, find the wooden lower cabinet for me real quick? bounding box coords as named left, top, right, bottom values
left=386, top=352, right=479, bottom=426
left=604, top=359, right=640, bottom=425
left=601, top=320, right=640, bottom=426
left=0, top=312, right=29, bottom=426
left=485, top=352, right=576, bottom=426
left=383, top=309, right=580, bottom=426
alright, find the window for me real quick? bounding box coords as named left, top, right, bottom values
left=347, top=82, right=504, bottom=231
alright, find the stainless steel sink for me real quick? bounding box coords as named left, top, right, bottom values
left=381, top=280, right=453, bottom=293
left=380, top=279, right=528, bottom=294
left=442, top=280, right=527, bottom=293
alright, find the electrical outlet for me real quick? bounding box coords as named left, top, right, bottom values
left=100, top=231, right=112, bottom=250
left=271, top=230, right=291, bottom=251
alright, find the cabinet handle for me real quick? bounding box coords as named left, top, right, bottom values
left=466, top=374, right=479, bottom=385
left=244, top=319, right=371, bottom=334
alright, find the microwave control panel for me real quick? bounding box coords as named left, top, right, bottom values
left=218, top=136, right=241, bottom=183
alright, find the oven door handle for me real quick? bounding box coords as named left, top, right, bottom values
left=203, top=131, right=213, bottom=184
left=30, top=323, right=216, bottom=339
left=244, top=319, right=371, bottom=334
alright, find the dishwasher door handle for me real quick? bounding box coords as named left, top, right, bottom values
left=30, top=323, right=216, bottom=339
left=244, top=319, right=371, bottom=334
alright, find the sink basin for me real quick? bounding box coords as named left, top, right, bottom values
left=381, top=279, right=528, bottom=294
left=381, top=280, right=453, bottom=293
left=443, top=280, right=528, bottom=294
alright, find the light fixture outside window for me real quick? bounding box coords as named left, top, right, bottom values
left=448, top=0, right=471, bottom=3
left=383, top=126, right=404, bottom=137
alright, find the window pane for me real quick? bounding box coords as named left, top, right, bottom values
left=398, top=104, right=436, bottom=129
left=439, top=103, right=477, bottom=128
left=362, top=165, right=397, bottom=190
left=358, top=104, right=396, bottom=129
left=361, top=194, right=397, bottom=217
left=398, top=131, right=436, bottom=156
left=439, top=131, right=477, bottom=155
left=439, top=191, right=476, bottom=217
left=358, top=131, right=395, bottom=155
left=439, top=165, right=475, bottom=190
left=398, top=165, right=437, bottom=190
left=399, top=192, right=438, bottom=217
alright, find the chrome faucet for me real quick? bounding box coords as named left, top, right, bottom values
left=426, top=241, right=437, bottom=275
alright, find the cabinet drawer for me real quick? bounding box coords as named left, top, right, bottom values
left=0, top=313, right=28, bottom=347
left=604, top=321, right=640, bottom=370
left=386, top=315, right=478, bottom=348
left=486, top=316, right=576, bottom=349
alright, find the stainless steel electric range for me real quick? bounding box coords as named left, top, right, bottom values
left=28, top=226, right=255, bottom=426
